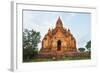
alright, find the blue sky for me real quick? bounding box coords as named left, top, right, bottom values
left=23, top=10, right=91, bottom=49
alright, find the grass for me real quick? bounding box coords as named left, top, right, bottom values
left=23, top=55, right=91, bottom=62
left=23, top=51, right=91, bottom=62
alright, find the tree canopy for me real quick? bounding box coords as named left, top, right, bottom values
left=85, top=40, right=91, bottom=51
left=78, top=48, right=85, bottom=52
left=23, top=29, right=41, bottom=62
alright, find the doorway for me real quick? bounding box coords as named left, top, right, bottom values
left=57, top=40, right=61, bottom=51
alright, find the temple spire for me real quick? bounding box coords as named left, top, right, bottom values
left=56, top=17, right=63, bottom=28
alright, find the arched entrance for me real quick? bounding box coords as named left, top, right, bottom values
left=57, top=40, right=61, bottom=51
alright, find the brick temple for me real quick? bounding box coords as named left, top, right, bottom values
left=40, top=17, right=77, bottom=55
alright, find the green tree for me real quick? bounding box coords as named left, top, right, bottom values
left=85, top=40, right=91, bottom=51
left=23, top=29, right=41, bottom=62
left=78, top=48, right=85, bottom=52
